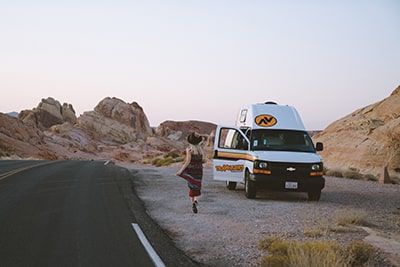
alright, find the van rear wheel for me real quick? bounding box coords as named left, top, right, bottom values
left=226, top=181, right=237, bottom=190
left=245, top=170, right=256, bottom=199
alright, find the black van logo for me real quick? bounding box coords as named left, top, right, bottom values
left=255, top=114, right=277, bottom=127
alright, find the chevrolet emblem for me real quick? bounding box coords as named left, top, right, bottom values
left=286, top=167, right=296, bottom=172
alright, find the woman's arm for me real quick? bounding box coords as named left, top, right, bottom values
left=176, top=147, right=192, bottom=176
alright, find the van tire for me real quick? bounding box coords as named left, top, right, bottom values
left=226, top=181, right=237, bottom=190
left=307, top=190, right=321, bottom=201
left=245, top=170, right=256, bottom=199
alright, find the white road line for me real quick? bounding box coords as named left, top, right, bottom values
left=131, top=223, right=166, bottom=267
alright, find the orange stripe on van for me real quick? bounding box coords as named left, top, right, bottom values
left=217, top=151, right=256, bottom=161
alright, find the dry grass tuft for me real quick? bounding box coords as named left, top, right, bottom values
left=152, top=152, right=182, bottom=167
left=259, top=238, right=375, bottom=267
left=334, top=209, right=369, bottom=226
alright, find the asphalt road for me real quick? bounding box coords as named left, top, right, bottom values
left=0, top=160, right=199, bottom=267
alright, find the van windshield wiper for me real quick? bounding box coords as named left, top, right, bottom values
left=285, top=147, right=314, bottom=152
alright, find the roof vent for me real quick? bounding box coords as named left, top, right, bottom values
left=264, top=101, right=277, bottom=105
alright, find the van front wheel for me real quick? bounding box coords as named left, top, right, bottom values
left=245, top=170, right=256, bottom=199
left=308, top=190, right=321, bottom=201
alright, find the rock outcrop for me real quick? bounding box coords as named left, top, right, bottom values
left=0, top=113, right=47, bottom=158
left=156, top=120, right=216, bottom=143
left=313, top=86, right=400, bottom=182
left=77, top=97, right=153, bottom=143
left=18, top=97, right=77, bottom=130
left=0, top=96, right=219, bottom=164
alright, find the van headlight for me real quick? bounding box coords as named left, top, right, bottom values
left=255, top=161, right=268, bottom=169
left=254, top=160, right=271, bottom=175
left=310, top=163, right=324, bottom=176
left=311, top=164, right=322, bottom=171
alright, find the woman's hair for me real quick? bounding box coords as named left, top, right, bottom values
left=188, top=144, right=203, bottom=156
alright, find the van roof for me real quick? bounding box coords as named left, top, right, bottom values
left=236, top=103, right=306, bottom=130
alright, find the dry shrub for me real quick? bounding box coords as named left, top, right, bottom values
left=152, top=156, right=175, bottom=167
left=334, top=209, right=369, bottom=226
left=261, top=255, right=289, bottom=267
left=259, top=238, right=375, bottom=267
left=325, top=168, right=344, bottom=178
left=344, top=168, right=364, bottom=180
left=151, top=152, right=183, bottom=167
left=258, top=237, right=281, bottom=251
left=287, top=241, right=347, bottom=267
left=347, top=241, right=375, bottom=266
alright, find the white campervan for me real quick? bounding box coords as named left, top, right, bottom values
left=213, top=102, right=325, bottom=201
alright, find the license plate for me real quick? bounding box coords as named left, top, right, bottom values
left=285, top=182, right=298, bottom=189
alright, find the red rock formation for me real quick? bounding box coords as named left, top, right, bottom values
left=155, top=120, right=216, bottom=142
left=0, top=113, right=44, bottom=158
left=77, top=97, right=153, bottom=143
left=18, top=97, right=77, bottom=130
left=313, top=86, right=400, bottom=182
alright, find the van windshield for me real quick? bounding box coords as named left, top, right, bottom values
left=249, top=129, right=316, bottom=152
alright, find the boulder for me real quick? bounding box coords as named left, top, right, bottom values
left=18, top=97, right=77, bottom=129
left=77, top=97, right=153, bottom=143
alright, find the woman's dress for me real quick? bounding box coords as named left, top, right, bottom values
left=179, top=154, right=203, bottom=197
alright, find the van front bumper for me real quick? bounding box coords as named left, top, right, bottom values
left=250, top=173, right=325, bottom=192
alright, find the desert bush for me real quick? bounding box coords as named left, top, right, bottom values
left=261, top=255, right=289, bottom=267
left=164, top=151, right=180, bottom=159
left=258, top=237, right=281, bottom=250
left=151, top=151, right=184, bottom=167
left=363, top=174, right=377, bottom=181
left=259, top=238, right=374, bottom=267
left=325, top=168, right=344, bottom=178
left=152, top=156, right=175, bottom=167
left=260, top=238, right=291, bottom=267
left=334, top=209, right=369, bottom=226
left=139, top=158, right=152, bottom=165
left=287, top=241, right=347, bottom=267
left=347, top=241, right=375, bottom=266
left=344, top=167, right=364, bottom=180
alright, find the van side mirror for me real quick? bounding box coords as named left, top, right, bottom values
left=316, top=142, right=323, bottom=151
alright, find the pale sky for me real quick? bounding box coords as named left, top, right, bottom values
left=1, top=0, right=399, bottom=130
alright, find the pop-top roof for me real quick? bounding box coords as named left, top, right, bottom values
left=236, top=103, right=306, bottom=130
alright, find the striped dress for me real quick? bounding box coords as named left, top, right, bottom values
left=179, top=154, right=203, bottom=197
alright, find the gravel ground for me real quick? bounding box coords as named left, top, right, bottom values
left=125, top=164, right=400, bottom=267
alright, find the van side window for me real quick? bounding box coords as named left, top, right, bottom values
left=239, top=109, right=248, bottom=123
left=218, top=128, right=248, bottom=150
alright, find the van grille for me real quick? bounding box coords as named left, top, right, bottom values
left=269, top=162, right=311, bottom=177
